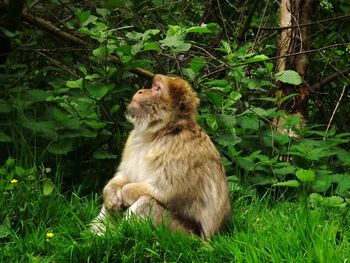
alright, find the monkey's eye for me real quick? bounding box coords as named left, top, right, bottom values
left=154, top=85, right=161, bottom=91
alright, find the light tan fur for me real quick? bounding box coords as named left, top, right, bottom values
left=91, top=74, right=231, bottom=239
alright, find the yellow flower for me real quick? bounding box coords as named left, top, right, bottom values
left=46, top=232, right=54, bottom=238
left=10, top=179, right=18, bottom=184
left=256, top=217, right=261, bottom=223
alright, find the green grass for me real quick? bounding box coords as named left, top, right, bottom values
left=1, top=166, right=350, bottom=262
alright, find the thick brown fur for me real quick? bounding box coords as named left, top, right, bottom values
left=91, top=74, right=231, bottom=239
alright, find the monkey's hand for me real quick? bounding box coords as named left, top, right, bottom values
left=122, top=182, right=153, bottom=207
left=103, top=176, right=128, bottom=211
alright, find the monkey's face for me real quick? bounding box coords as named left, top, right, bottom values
left=125, top=74, right=199, bottom=126
left=125, top=75, right=171, bottom=125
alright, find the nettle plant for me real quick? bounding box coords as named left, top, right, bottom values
left=1, top=7, right=349, bottom=203
left=194, top=42, right=350, bottom=202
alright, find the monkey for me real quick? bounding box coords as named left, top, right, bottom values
left=90, top=74, right=231, bottom=239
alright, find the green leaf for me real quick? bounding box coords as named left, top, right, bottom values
left=336, top=149, right=350, bottom=166
left=238, top=115, right=259, bottom=130
left=21, top=121, right=57, bottom=138
left=313, top=170, right=332, bottom=192
left=273, top=180, right=300, bottom=188
left=121, top=55, right=133, bottom=64
left=204, top=79, right=229, bottom=87
left=216, top=129, right=241, bottom=147
left=245, top=54, right=269, bottom=63
left=176, top=42, right=191, bottom=52
left=331, top=173, right=350, bottom=196
left=0, top=100, right=11, bottom=113
left=159, top=35, right=191, bottom=52
left=189, top=57, right=205, bottom=73
left=81, top=14, right=98, bottom=27
left=0, top=131, right=11, bottom=142
left=92, top=46, right=109, bottom=59
left=204, top=91, right=223, bottom=108
left=43, top=179, right=54, bottom=196
left=272, top=164, right=296, bottom=176
left=312, top=195, right=347, bottom=207
left=19, top=90, right=54, bottom=106
left=296, top=169, right=316, bottom=183
left=79, top=66, right=88, bottom=75
left=143, top=42, right=161, bottom=51
left=96, top=8, right=111, bottom=18
left=48, top=140, right=73, bottom=155
left=93, top=150, right=117, bottom=159
left=221, top=40, right=232, bottom=55
left=181, top=68, right=196, bottom=81
left=0, top=217, right=12, bottom=238
left=217, top=114, right=236, bottom=129
left=86, top=84, right=109, bottom=99
left=66, top=78, right=83, bottom=89
left=236, top=157, right=255, bottom=171
left=275, top=70, right=302, bottom=85
left=205, top=114, right=218, bottom=131
left=131, top=42, right=143, bottom=55
left=85, top=120, right=107, bottom=129
left=15, top=166, right=26, bottom=177
left=186, top=26, right=212, bottom=33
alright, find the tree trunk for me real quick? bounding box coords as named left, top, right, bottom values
left=276, top=0, right=316, bottom=116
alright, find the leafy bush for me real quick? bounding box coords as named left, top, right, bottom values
left=0, top=1, right=349, bottom=199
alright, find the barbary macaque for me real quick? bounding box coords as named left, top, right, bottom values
left=91, top=74, right=231, bottom=239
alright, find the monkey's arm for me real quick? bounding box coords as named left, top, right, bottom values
left=103, top=174, right=129, bottom=211
left=121, top=182, right=153, bottom=207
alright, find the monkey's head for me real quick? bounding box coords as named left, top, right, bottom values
left=126, top=74, right=199, bottom=127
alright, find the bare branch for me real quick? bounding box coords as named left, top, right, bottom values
left=311, top=68, right=350, bottom=91
left=0, top=2, right=155, bottom=79
left=256, top=15, right=350, bottom=31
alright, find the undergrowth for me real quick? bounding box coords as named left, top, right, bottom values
left=1, top=160, right=349, bottom=262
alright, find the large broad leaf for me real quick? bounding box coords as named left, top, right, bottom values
left=143, top=42, right=161, bottom=51
left=204, top=90, right=223, bottom=108
left=159, top=35, right=191, bottom=52
left=275, top=70, right=302, bottom=85
left=0, top=217, right=12, bottom=238
left=238, top=115, right=260, bottom=130
left=296, top=169, right=316, bottom=183
left=86, top=84, right=109, bottom=99
left=21, top=89, right=53, bottom=103
left=236, top=157, right=255, bottom=171
left=216, top=129, right=241, bottom=147
left=48, top=139, right=73, bottom=155
left=43, top=179, right=55, bottom=196
left=77, top=10, right=98, bottom=26
left=189, top=57, right=205, bottom=73
left=21, top=121, right=58, bottom=138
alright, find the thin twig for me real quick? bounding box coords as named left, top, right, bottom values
left=233, top=43, right=350, bottom=67
left=3, top=2, right=155, bottom=79
left=324, top=85, right=347, bottom=139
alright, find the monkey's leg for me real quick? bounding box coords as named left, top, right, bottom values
left=90, top=204, right=108, bottom=235
left=126, top=196, right=200, bottom=236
